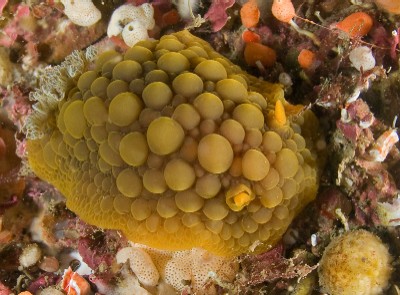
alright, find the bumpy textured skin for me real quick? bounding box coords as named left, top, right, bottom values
left=318, top=230, right=392, bottom=295
left=26, top=31, right=320, bottom=257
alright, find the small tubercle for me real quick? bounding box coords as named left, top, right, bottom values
left=274, top=100, right=287, bottom=125
left=226, top=183, right=255, bottom=211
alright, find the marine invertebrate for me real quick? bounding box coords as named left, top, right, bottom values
left=176, top=0, right=199, bottom=19
left=24, top=30, right=321, bottom=257
left=61, top=0, right=101, bottom=27
left=38, top=256, right=59, bottom=273
left=318, top=230, right=393, bottom=295
left=244, top=42, right=277, bottom=67
left=271, top=0, right=295, bottom=23
left=107, top=3, right=155, bottom=47
left=336, top=12, right=373, bottom=38
left=298, top=49, right=316, bottom=70
left=19, top=243, right=41, bottom=268
left=271, top=0, right=320, bottom=45
left=204, top=0, right=235, bottom=32
left=368, top=129, right=399, bottom=161
left=62, top=267, right=91, bottom=295
left=117, top=245, right=237, bottom=294
left=373, top=0, right=400, bottom=14
left=377, top=197, right=400, bottom=226
left=240, top=0, right=260, bottom=28
left=242, top=30, right=261, bottom=43
left=349, top=46, right=376, bottom=71
left=117, top=247, right=159, bottom=287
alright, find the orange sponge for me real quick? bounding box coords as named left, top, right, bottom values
left=240, top=0, right=260, bottom=28
left=374, top=0, right=400, bottom=14
left=298, top=49, right=316, bottom=70
left=244, top=42, right=277, bottom=67
left=336, top=12, right=373, bottom=38
left=272, top=0, right=296, bottom=23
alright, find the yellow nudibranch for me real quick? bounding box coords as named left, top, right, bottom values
left=24, top=31, right=320, bottom=257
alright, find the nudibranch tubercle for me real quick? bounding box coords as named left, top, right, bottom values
left=24, top=30, right=321, bottom=257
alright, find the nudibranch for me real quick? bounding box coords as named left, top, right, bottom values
left=24, top=30, right=321, bottom=257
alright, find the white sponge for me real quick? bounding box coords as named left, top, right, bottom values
left=116, top=247, right=160, bottom=287
left=61, top=0, right=101, bottom=27
left=107, top=3, right=155, bottom=47
left=176, top=0, right=199, bottom=19
left=19, top=243, right=42, bottom=268
left=122, top=21, right=150, bottom=47
left=349, top=46, right=376, bottom=71
left=116, top=244, right=238, bottom=294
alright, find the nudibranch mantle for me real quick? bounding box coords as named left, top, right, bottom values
left=24, top=30, right=320, bottom=257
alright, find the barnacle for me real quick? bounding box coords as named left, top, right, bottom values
left=25, top=31, right=321, bottom=257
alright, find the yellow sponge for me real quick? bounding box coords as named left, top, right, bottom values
left=318, top=230, right=393, bottom=295
left=25, top=31, right=320, bottom=257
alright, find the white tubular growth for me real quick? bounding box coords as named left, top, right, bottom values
left=107, top=3, right=155, bottom=47
left=377, top=197, right=400, bottom=226
left=349, top=46, right=376, bottom=71
left=61, top=0, right=101, bottom=27
left=175, top=0, right=199, bottom=19
left=122, top=21, right=151, bottom=47
left=116, top=247, right=160, bottom=287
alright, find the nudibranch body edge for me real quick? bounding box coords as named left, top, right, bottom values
left=25, top=30, right=320, bottom=257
